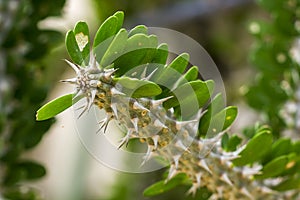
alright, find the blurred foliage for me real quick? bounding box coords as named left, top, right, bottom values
left=0, top=0, right=65, bottom=199
left=245, top=0, right=300, bottom=137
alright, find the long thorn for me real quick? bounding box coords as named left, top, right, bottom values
left=60, top=78, right=77, bottom=84
left=64, top=59, right=81, bottom=74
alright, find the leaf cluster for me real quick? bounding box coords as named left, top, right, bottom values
left=36, top=2, right=300, bottom=198
left=0, top=0, right=66, bottom=199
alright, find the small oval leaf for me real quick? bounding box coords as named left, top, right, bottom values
left=273, top=176, right=300, bottom=191
left=255, top=156, right=289, bottom=179
left=113, top=11, right=124, bottom=31
left=222, top=133, right=242, bottom=152
left=100, top=28, right=128, bottom=67
left=151, top=43, right=169, bottom=64
left=128, top=25, right=148, bottom=37
left=113, top=34, right=158, bottom=76
left=36, top=94, right=73, bottom=121
left=66, top=30, right=83, bottom=65
left=164, top=80, right=212, bottom=109
left=74, top=21, right=90, bottom=65
left=93, top=16, right=118, bottom=48
left=151, top=53, right=189, bottom=86
left=233, top=130, right=273, bottom=166
left=143, top=173, right=188, bottom=197
left=114, top=77, right=162, bottom=98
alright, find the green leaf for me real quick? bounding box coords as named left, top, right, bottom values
left=215, top=106, right=238, bottom=130
left=17, top=161, right=46, bottom=180
left=293, top=141, right=300, bottom=154
left=172, top=66, right=199, bottom=91
left=3, top=166, right=25, bottom=186
left=271, top=138, right=292, bottom=159
left=169, top=53, right=189, bottom=73
left=280, top=153, right=300, bottom=176
left=100, top=28, right=128, bottom=67
left=3, top=161, right=46, bottom=186
left=255, top=156, right=289, bottom=179
left=93, top=12, right=124, bottom=64
left=262, top=138, right=293, bottom=164
left=203, top=106, right=238, bottom=137
left=143, top=173, right=188, bottom=197
left=36, top=94, right=73, bottom=121
left=151, top=43, right=169, bottom=64
left=65, top=31, right=82, bottom=65
left=114, top=77, right=162, bottom=98
left=73, top=21, right=90, bottom=65
left=128, top=25, right=148, bottom=37
left=222, top=133, right=242, bottom=152
left=113, top=34, right=158, bottom=76
left=182, top=66, right=199, bottom=82
left=164, top=80, right=212, bottom=109
left=273, top=175, right=300, bottom=191
left=93, top=16, right=119, bottom=48
left=198, top=93, right=225, bottom=137
left=65, top=21, right=90, bottom=66
left=151, top=53, right=189, bottom=86
left=162, top=80, right=213, bottom=119
left=233, top=130, right=273, bottom=166
left=113, top=11, right=124, bottom=31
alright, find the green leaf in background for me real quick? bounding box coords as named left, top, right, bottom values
left=3, top=161, right=46, bottom=186
left=3, top=187, right=38, bottom=200
left=17, top=161, right=46, bottom=180
left=66, top=21, right=90, bottom=66
left=257, top=0, right=285, bottom=12
left=143, top=173, right=188, bottom=197
left=293, top=141, right=300, bottom=154
left=261, top=138, right=294, bottom=165
left=273, top=175, right=300, bottom=191
left=114, top=77, right=162, bottom=98
left=221, top=133, right=242, bottom=152
left=270, top=138, right=292, bottom=159
left=233, top=130, right=273, bottom=166
left=280, top=153, right=300, bottom=176
left=36, top=93, right=73, bottom=121
left=255, top=156, right=289, bottom=179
